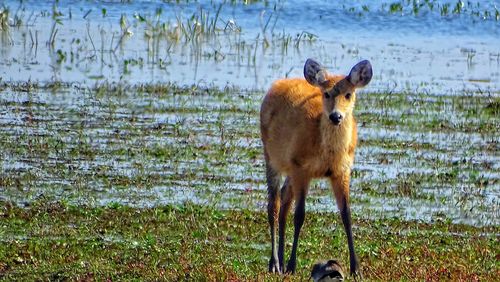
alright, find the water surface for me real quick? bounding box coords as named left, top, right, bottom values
left=1, top=0, right=499, bottom=93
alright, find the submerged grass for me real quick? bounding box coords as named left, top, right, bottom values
left=347, top=0, right=500, bottom=20
left=0, top=201, right=497, bottom=281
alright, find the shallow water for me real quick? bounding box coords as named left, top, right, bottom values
left=0, top=83, right=498, bottom=226
left=0, top=0, right=500, bottom=93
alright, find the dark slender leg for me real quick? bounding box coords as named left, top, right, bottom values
left=331, top=175, right=362, bottom=280
left=340, top=198, right=361, bottom=279
left=285, top=175, right=310, bottom=274
left=286, top=194, right=306, bottom=273
left=266, top=164, right=281, bottom=273
left=278, top=177, right=292, bottom=272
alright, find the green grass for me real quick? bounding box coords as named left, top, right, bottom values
left=0, top=201, right=498, bottom=281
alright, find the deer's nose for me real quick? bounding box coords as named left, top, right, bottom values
left=329, top=112, right=343, bottom=125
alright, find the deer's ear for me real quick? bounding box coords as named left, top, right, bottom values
left=347, top=60, right=372, bottom=88
left=304, top=59, right=328, bottom=87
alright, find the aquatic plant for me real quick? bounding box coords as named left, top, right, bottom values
left=0, top=6, right=9, bottom=31
left=351, top=0, right=500, bottom=21
left=48, top=2, right=63, bottom=47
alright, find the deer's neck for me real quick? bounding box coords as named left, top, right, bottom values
left=319, top=114, right=352, bottom=154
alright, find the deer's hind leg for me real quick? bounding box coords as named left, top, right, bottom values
left=266, top=162, right=281, bottom=273
left=286, top=172, right=311, bottom=274
left=277, top=177, right=293, bottom=272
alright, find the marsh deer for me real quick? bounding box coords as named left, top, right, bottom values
left=260, top=58, right=372, bottom=278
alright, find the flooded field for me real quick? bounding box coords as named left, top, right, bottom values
left=0, top=0, right=499, bottom=228
left=0, top=82, right=498, bottom=226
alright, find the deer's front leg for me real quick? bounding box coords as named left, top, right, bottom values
left=330, top=173, right=362, bottom=279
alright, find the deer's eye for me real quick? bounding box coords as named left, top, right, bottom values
left=345, top=93, right=352, bottom=100
left=324, top=92, right=330, bottom=98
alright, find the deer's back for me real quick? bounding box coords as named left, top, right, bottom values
left=260, top=78, right=325, bottom=175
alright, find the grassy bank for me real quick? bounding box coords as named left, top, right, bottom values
left=0, top=201, right=497, bottom=281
